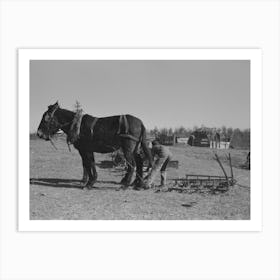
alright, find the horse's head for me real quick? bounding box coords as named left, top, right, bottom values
left=37, top=101, right=60, bottom=140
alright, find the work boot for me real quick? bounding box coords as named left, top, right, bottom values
left=154, top=171, right=168, bottom=192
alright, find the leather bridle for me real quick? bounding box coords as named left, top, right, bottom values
left=45, top=106, right=72, bottom=138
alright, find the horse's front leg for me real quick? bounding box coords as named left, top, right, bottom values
left=90, top=153, right=97, bottom=184
left=120, top=149, right=136, bottom=189
left=80, top=151, right=97, bottom=189
left=81, top=159, right=97, bottom=184
left=85, top=152, right=97, bottom=189
left=79, top=150, right=89, bottom=183
left=132, top=152, right=146, bottom=190
left=82, top=166, right=89, bottom=183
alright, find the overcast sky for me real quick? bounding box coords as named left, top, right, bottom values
left=30, top=60, right=250, bottom=132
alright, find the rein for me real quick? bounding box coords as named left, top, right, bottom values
left=49, top=138, right=58, bottom=150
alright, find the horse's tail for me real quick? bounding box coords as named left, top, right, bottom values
left=140, top=123, right=153, bottom=167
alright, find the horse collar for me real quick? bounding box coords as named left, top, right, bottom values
left=90, top=117, right=99, bottom=138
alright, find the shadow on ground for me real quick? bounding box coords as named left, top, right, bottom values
left=96, top=160, right=116, bottom=169
left=30, top=178, right=83, bottom=189
left=95, top=160, right=126, bottom=172
left=30, top=178, right=120, bottom=189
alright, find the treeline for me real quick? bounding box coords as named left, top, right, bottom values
left=30, top=125, right=250, bottom=144
left=148, top=126, right=250, bottom=142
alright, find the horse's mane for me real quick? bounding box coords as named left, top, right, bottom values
left=67, top=109, right=84, bottom=144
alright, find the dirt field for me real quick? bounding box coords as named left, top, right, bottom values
left=30, top=138, right=250, bottom=220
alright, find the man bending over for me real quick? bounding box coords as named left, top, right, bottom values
left=145, top=140, right=172, bottom=189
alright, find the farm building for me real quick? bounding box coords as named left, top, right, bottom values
left=212, top=141, right=230, bottom=149
left=175, top=137, right=189, bottom=144
left=158, top=134, right=175, bottom=145
left=187, top=130, right=210, bottom=147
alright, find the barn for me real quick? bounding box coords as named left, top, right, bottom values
left=187, top=130, right=210, bottom=147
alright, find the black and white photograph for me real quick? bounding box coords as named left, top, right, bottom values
left=27, top=52, right=253, bottom=222
left=2, top=1, right=280, bottom=280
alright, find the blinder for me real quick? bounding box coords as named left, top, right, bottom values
left=43, top=105, right=60, bottom=137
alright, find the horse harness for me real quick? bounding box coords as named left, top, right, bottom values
left=45, top=105, right=66, bottom=135
left=89, top=114, right=140, bottom=143
left=89, top=117, right=98, bottom=136
left=47, top=108, right=140, bottom=144
left=117, top=115, right=140, bottom=142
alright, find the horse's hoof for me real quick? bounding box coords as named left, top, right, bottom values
left=120, top=178, right=127, bottom=185
left=84, top=181, right=96, bottom=190
left=133, top=180, right=148, bottom=190
left=83, top=186, right=95, bottom=190
left=116, top=185, right=128, bottom=191
left=120, top=180, right=132, bottom=188
left=122, top=184, right=130, bottom=190
left=154, top=186, right=169, bottom=193
left=143, top=184, right=150, bottom=190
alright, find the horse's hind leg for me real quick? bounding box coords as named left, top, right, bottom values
left=133, top=151, right=145, bottom=190
left=120, top=143, right=136, bottom=188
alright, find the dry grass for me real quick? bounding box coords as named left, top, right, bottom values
left=30, top=138, right=250, bottom=220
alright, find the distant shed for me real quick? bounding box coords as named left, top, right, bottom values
left=188, top=130, right=210, bottom=147
left=176, top=137, right=189, bottom=144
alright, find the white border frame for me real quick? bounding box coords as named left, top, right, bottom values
left=18, top=48, right=262, bottom=231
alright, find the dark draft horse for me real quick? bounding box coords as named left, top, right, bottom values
left=37, top=102, right=153, bottom=189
